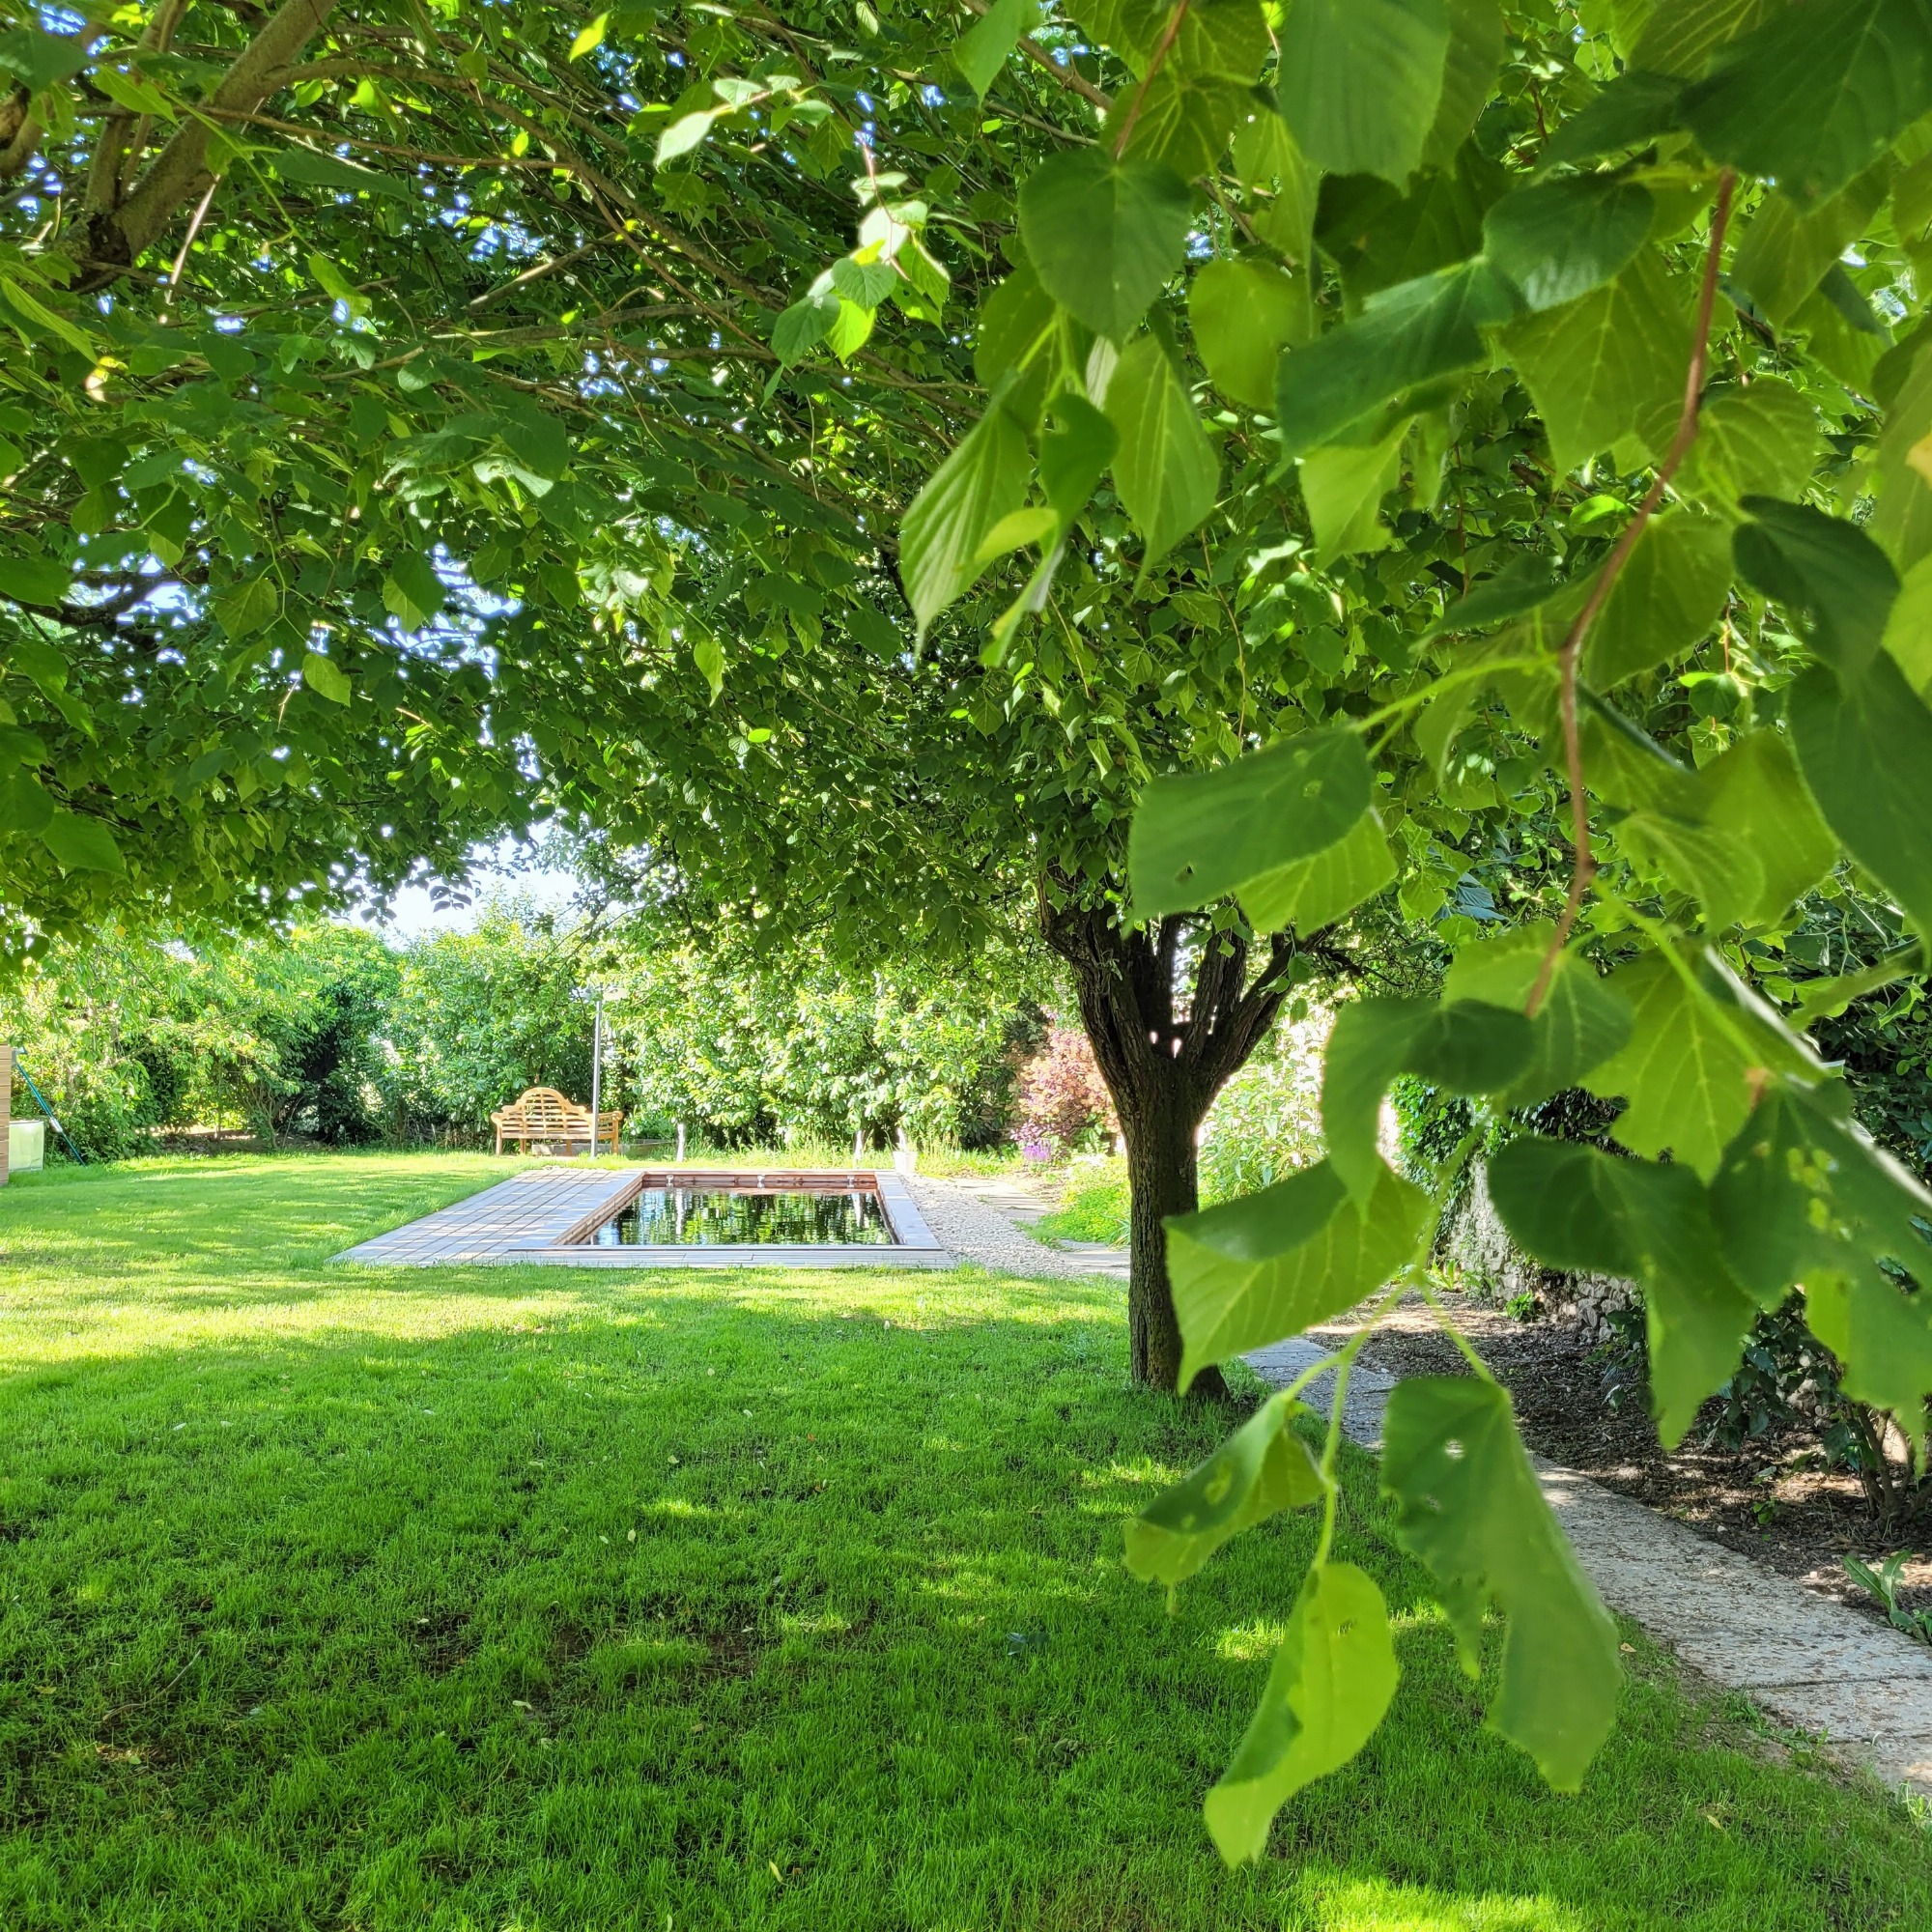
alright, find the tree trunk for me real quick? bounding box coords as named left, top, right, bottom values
left=1119, top=1069, right=1204, bottom=1391
left=1040, top=891, right=1319, bottom=1397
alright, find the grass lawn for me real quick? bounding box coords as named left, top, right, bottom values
left=1, top=1155, right=1927, bottom=1930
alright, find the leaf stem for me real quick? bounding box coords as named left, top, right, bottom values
left=1357, top=654, right=1552, bottom=748
left=1526, top=168, right=1736, bottom=1018
left=1111, top=1, right=1190, bottom=160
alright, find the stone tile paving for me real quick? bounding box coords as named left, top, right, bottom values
left=1247, top=1335, right=1932, bottom=1801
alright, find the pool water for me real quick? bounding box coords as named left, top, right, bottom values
left=590, top=1185, right=895, bottom=1245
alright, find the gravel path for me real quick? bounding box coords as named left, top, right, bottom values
left=902, top=1174, right=1127, bottom=1280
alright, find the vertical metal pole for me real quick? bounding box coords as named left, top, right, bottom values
left=588, top=990, right=604, bottom=1156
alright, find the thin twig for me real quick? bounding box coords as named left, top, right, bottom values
left=1525, top=168, right=1736, bottom=1018
left=160, top=175, right=220, bottom=322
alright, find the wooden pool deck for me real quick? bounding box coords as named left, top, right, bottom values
left=333, top=1165, right=949, bottom=1267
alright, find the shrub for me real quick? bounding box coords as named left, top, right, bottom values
left=1011, top=1024, right=1116, bottom=1159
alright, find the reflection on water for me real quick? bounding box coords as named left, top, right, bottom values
left=590, top=1186, right=895, bottom=1246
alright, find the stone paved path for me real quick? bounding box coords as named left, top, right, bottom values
left=1248, top=1335, right=1932, bottom=1800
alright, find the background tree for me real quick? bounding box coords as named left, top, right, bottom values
left=14, top=0, right=1932, bottom=1852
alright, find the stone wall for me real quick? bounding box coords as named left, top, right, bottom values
left=1438, top=1157, right=1636, bottom=1342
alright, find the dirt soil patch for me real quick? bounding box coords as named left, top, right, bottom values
left=1318, top=1292, right=1932, bottom=1631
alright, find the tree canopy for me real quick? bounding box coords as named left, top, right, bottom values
left=12, top=0, right=1932, bottom=1860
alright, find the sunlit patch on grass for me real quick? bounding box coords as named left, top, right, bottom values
left=1214, top=1618, right=1289, bottom=1664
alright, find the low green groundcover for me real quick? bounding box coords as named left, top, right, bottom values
left=0, top=1156, right=1925, bottom=1929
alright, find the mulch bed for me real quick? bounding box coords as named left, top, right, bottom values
left=1325, top=1293, right=1932, bottom=1629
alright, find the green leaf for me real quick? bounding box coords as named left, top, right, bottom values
left=1629, top=0, right=1779, bottom=76
left=1682, top=0, right=1932, bottom=207
left=1240, top=807, right=1396, bottom=934
left=1190, top=259, right=1305, bottom=412
left=973, top=264, right=1057, bottom=410
left=1675, top=381, right=1822, bottom=513
left=213, top=575, right=279, bottom=641
left=1298, top=419, right=1407, bottom=560
left=1380, top=1377, right=1620, bottom=1790
left=306, top=252, right=362, bottom=309
left=1700, top=729, right=1837, bottom=923
left=832, top=256, right=897, bottom=310
left=1177, top=0, right=1272, bottom=81
left=1128, top=725, right=1373, bottom=916
left=1617, top=810, right=1766, bottom=932
left=1017, top=148, right=1192, bottom=344
left=952, top=0, right=1037, bottom=99
left=1870, top=339, right=1932, bottom=573
left=0, top=25, right=90, bottom=92
left=270, top=146, right=412, bottom=201
left=1790, top=947, right=1922, bottom=1025
left=973, top=506, right=1059, bottom=565
left=1, top=557, right=72, bottom=608
left=1445, top=925, right=1637, bottom=1105
left=570, top=12, right=610, bottom=58
left=1274, top=260, right=1519, bottom=460
left=899, top=405, right=1032, bottom=643
left=1315, top=146, right=1503, bottom=305
left=1502, top=247, right=1690, bottom=475
left=656, top=109, right=722, bottom=165
left=1170, top=1159, right=1432, bottom=1386
left=1534, top=70, right=1685, bottom=173
left=1039, top=393, right=1118, bottom=521
left=1882, top=554, right=1932, bottom=697
left=1584, top=950, right=1815, bottom=1179
left=1583, top=510, right=1733, bottom=686
left=1484, top=176, right=1655, bottom=313
left=383, top=552, right=445, bottom=631
left=0, top=767, right=54, bottom=836
left=40, top=810, right=126, bottom=876
left=1733, top=497, right=1897, bottom=675
left=1115, top=66, right=1251, bottom=178
left=1421, top=0, right=1505, bottom=170
left=1712, top=1081, right=1932, bottom=1300
left=1731, top=166, right=1891, bottom=327
left=1321, top=996, right=1533, bottom=1198
left=773, top=287, right=838, bottom=365
left=1491, top=1138, right=1758, bottom=1445
left=0, top=273, right=97, bottom=359
left=693, top=632, right=724, bottom=699
left=1788, top=654, right=1932, bottom=944
left=1104, top=336, right=1220, bottom=576
left=1805, top=1271, right=1932, bottom=1423
left=1204, top=1563, right=1399, bottom=1864
left=1276, top=0, right=1452, bottom=185
left=300, top=652, right=352, bottom=705
left=1123, top=1391, right=1326, bottom=1588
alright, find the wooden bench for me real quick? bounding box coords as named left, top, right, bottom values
left=490, top=1086, right=623, bottom=1156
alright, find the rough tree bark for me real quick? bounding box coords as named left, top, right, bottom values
left=1039, top=888, right=1328, bottom=1397
left=37, top=0, right=341, bottom=289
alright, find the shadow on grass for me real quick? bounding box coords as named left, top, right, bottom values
left=2, top=1264, right=1928, bottom=1932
